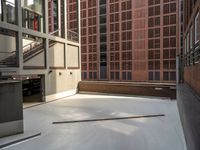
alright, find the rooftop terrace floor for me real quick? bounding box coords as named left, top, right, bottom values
left=1, top=94, right=186, bottom=150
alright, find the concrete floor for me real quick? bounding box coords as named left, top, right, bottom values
left=1, top=94, right=187, bottom=150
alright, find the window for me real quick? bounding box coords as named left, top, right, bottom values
left=93, top=72, right=97, bottom=79
left=115, top=72, right=119, bottom=80
left=170, top=72, right=176, bottom=81
left=83, top=72, right=87, bottom=80
left=100, top=15, right=106, bottom=24
left=195, top=13, right=200, bottom=44
left=190, top=26, right=193, bottom=49
left=0, top=28, right=17, bottom=67
left=163, top=38, right=169, bottom=48
left=187, top=33, right=189, bottom=52
left=48, top=1, right=58, bottom=34
left=100, top=25, right=106, bottom=33
left=127, top=72, right=132, bottom=80
left=89, top=72, right=93, bottom=79
left=163, top=27, right=169, bottom=36
left=122, top=72, right=126, bottom=80
left=163, top=16, right=169, bottom=25
left=122, top=72, right=132, bottom=80
left=170, top=14, right=176, bottom=24
left=155, top=72, right=160, bottom=80
left=163, top=72, right=169, bottom=80
left=100, top=44, right=107, bottom=52
left=170, top=3, right=176, bottom=13
left=100, top=5, right=106, bottom=14
left=100, top=62, right=107, bottom=79
left=184, top=38, right=187, bottom=55
left=22, top=0, right=44, bottom=33
left=100, top=34, right=106, bottom=43
left=100, top=0, right=106, bottom=5
left=110, top=72, right=114, bottom=80
left=148, top=72, right=153, bottom=80
left=163, top=4, right=169, bottom=14
left=22, top=34, right=46, bottom=68
left=170, top=26, right=176, bottom=36
left=0, top=0, right=16, bottom=24
left=163, top=49, right=169, bottom=59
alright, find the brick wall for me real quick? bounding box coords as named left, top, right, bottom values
left=184, top=63, right=200, bottom=96
left=79, top=81, right=176, bottom=99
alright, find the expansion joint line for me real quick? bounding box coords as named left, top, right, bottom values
left=52, top=114, right=165, bottom=124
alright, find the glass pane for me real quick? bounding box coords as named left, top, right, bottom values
left=67, top=0, right=79, bottom=42
left=0, top=27, right=17, bottom=67
left=23, top=34, right=45, bottom=68
left=22, top=0, right=44, bottom=32
left=0, top=0, right=16, bottom=24
left=100, top=62, right=107, bottom=79
left=48, top=0, right=64, bottom=37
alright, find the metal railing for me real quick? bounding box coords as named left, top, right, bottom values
left=194, top=46, right=200, bottom=63
left=50, top=29, right=79, bottom=42
left=50, top=29, right=61, bottom=36
left=67, top=30, right=79, bottom=42
left=183, top=46, right=200, bottom=66
left=22, top=41, right=44, bottom=62
left=0, top=51, right=16, bottom=66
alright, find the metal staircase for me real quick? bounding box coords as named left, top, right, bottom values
left=0, top=40, right=57, bottom=67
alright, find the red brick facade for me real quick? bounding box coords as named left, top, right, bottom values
left=183, top=0, right=200, bottom=96
left=80, top=0, right=180, bottom=83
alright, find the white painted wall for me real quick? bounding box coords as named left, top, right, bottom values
left=45, top=44, right=81, bottom=100
left=48, top=42, right=65, bottom=67
left=67, top=45, right=79, bottom=68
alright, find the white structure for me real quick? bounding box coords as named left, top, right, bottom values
left=0, top=0, right=81, bottom=102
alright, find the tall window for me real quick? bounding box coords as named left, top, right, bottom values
left=22, top=0, right=44, bottom=33
left=48, top=0, right=65, bottom=37
left=184, top=38, right=187, bottom=55
left=195, top=12, right=199, bottom=44
left=0, top=0, right=16, bottom=24
left=0, top=27, right=17, bottom=67
left=187, top=33, right=189, bottom=52
left=48, top=0, right=58, bottom=33
left=190, top=26, right=193, bottom=49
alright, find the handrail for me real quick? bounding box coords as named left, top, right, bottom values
left=23, top=41, right=37, bottom=48
left=0, top=51, right=16, bottom=54
left=67, top=30, right=79, bottom=42
left=50, top=29, right=61, bottom=36
left=68, top=29, right=78, bottom=35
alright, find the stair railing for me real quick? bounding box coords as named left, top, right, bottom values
left=0, top=51, right=16, bottom=65
left=50, top=29, right=61, bottom=36
left=67, top=29, right=79, bottom=42
left=23, top=40, right=42, bottom=57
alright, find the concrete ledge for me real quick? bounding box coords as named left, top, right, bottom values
left=0, top=120, right=23, bottom=138
left=0, top=131, right=41, bottom=149
left=177, top=84, right=200, bottom=150
left=78, top=81, right=176, bottom=99
left=0, top=81, right=23, bottom=138
left=45, top=89, right=78, bottom=102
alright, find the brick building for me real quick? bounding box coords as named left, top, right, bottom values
left=80, top=0, right=180, bottom=82
left=183, top=0, right=200, bottom=95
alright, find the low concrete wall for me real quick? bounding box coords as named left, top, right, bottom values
left=0, top=81, right=23, bottom=138
left=177, top=84, right=200, bottom=150
left=79, top=81, right=176, bottom=99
